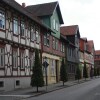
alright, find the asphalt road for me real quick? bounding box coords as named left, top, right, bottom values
left=23, top=78, right=100, bottom=100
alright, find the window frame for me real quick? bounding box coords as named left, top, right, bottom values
left=0, top=47, right=5, bottom=68
left=20, top=21, right=25, bottom=37
left=0, top=10, right=5, bottom=30
left=30, top=25, right=35, bottom=41
left=12, top=48, right=18, bottom=69
left=29, top=52, right=35, bottom=70
left=13, top=17, right=19, bottom=35
left=20, top=50, right=25, bottom=69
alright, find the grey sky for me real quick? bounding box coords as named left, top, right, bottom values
left=15, top=0, right=100, bottom=50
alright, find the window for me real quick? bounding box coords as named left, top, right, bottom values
left=13, top=49, right=17, bottom=68
left=36, top=27, right=40, bottom=43
left=0, top=48, right=4, bottom=68
left=31, top=26, right=35, bottom=41
left=20, top=51, right=24, bottom=69
left=0, top=81, right=4, bottom=87
left=16, top=80, right=20, bottom=86
left=62, top=43, right=65, bottom=52
left=44, top=33, right=50, bottom=46
left=61, top=42, right=63, bottom=52
left=51, top=59, right=55, bottom=76
left=53, top=37, right=55, bottom=49
left=0, top=10, right=5, bottom=29
left=20, top=21, right=25, bottom=37
left=47, top=34, right=50, bottom=46
left=56, top=22, right=58, bottom=31
left=30, top=52, right=35, bottom=69
left=53, top=19, right=56, bottom=29
left=55, top=39, right=58, bottom=50
left=44, top=33, right=47, bottom=45
left=13, top=18, right=18, bottom=35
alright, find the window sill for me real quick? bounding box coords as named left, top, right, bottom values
left=30, top=40, right=34, bottom=43
left=0, top=28, right=6, bottom=32
left=0, top=68, right=5, bottom=70
left=21, top=36, right=25, bottom=39
left=13, top=34, right=18, bottom=37
left=13, top=68, right=18, bottom=71
left=20, top=69, right=25, bottom=71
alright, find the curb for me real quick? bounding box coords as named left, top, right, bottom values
left=21, top=79, right=91, bottom=99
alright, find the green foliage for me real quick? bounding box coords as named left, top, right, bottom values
left=83, top=62, right=88, bottom=80
left=94, top=67, right=97, bottom=77
left=60, top=58, right=68, bottom=86
left=31, top=49, right=44, bottom=92
left=75, top=65, right=81, bottom=80
left=97, top=68, right=100, bottom=76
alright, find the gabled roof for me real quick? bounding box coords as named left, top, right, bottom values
left=86, top=40, right=94, bottom=53
left=88, top=40, right=94, bottom=47
left=60, top=25, right=80, bottom=36
left=2, top=0, right=52, bottom=31
left=95, top=50, right=100, bottom=55
left=25, top=1, right=64, bottom=24
left=81, top=37, right=87, bottom=42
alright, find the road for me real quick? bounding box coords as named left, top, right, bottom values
left=23, top=78, right=100, bottom=100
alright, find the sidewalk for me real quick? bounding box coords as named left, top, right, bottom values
left=0, top=78, right=92, bottom=99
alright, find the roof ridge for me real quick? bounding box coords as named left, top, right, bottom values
left=26, top=1, right=58, bottom=7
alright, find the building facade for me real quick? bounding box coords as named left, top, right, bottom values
left=0, top=0, right=51, bottom=91
left=26, top=2, right=65, bottom=84
left=60, top=25, right=80, bottom=80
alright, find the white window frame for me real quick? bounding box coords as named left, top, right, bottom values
left=53, top=37, right=55, bottom=49
left=0, top=10, right=5, bottom=30
left=31, top=26, right=35, bottom=41
left=13, top=49, right=17, bottom=68
left=30, top=52, right=35, bottom=69
left=56, top=22, right=59, bottom=31
left=47, top=33, right=50, bottom=46
left=20, top=51, right=24, bottom=69
left=44, top=33, right=47, bottom=45
left=20, top=21, right=25, bottom=37
left=36, top=27, right=40, bottom=43
left=0, top=47, right=4, bottom=68
left=53, top=19, right=56, bottom=29
left=13, top=17, right=18, bottom=35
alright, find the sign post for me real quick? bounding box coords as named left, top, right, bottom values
left=42, top=59, right=49, bottom=91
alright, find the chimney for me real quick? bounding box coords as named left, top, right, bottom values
left=22, top=3, right=26, bottom=8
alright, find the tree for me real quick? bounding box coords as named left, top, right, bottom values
left=83, top=62, right=88, bottom=80
left=97, top=68, right=100, bottom=77
left=60, top=58, right=68, bottom=86
left=94, top=67, right=97, bottom=78
left=75, top=65, right=81, bottom=83
left=90, top=67, right=93, bottom=79
left=31, top=49, right=44, bottom=92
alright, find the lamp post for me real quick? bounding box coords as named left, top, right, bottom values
left=42, top=57, right=49, bottom=91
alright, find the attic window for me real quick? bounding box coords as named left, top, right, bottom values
left=53, top=19, right=56, bottom=29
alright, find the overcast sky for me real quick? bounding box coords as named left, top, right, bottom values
left=15, top=0, right=100, bottom=50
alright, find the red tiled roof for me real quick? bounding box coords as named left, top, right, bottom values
left=86, top=40, right=94, bottom=53
left=88, top=40, right=94, bottom=46
left=95, top=50, right=100, bottom=55
left=60, top=25, right=78, bottom=36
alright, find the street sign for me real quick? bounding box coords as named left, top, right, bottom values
left=42, top=61, right=49, bottom=68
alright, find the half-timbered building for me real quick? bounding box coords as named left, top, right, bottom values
left=0, top=0, right=51, bottom=91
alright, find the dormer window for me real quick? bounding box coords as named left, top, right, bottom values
left=0, top=10, right=5, bottom=30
